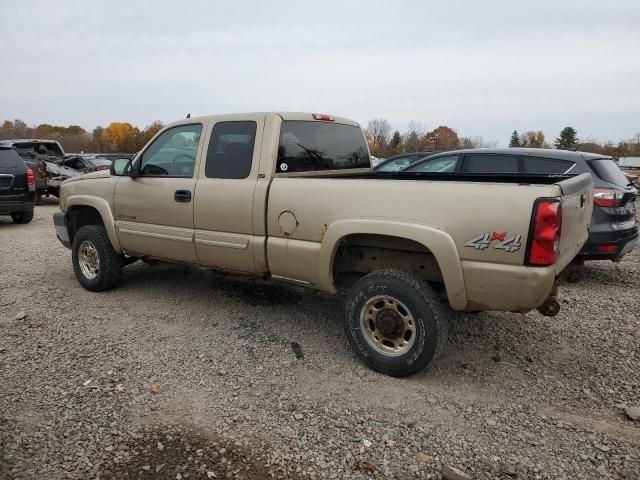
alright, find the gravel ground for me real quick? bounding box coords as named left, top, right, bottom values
left=1, top=201, right=639, bottom=480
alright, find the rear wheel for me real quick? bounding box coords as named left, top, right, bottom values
left=72, top=225, right=123, bottom=291
left=11, top=211, right=34, bottom=224
left=344, top=269, right=449, bottom=377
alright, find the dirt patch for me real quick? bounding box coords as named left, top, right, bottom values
left=99, top=423, right=283, bottom=480
left=211, top=275, right=302, bottom=307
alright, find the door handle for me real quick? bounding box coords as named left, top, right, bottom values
left=174, top=190, right=192, bottom=203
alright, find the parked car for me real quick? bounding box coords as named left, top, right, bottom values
left=0, top=146, right=36, bottom=223
left=404, top=148, right=639, bottom=261
left=374, top=151, right=434, bottom=172
left=54, top=112, right=593, bottom=377
left=0, top=139, right=80, bottom=199
left=62, top=155, right=113, bottom=173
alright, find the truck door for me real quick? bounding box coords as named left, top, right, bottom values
left=113, top=123, right=203, bottom=262
left=193, top=115, right=266, bottom=273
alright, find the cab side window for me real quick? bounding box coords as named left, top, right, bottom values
left=139, top=124, right=202, bottom=177
left=205, top=121, right=257, bottom=179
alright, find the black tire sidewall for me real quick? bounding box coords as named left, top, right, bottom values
left=11, top=211, right=33, bottom=224
left=71, top=226, right=121, bottom=291
left=345, top=274, right=441, bottom=377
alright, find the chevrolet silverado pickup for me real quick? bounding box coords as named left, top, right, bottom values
left=53, top=112, right=594, bottom=377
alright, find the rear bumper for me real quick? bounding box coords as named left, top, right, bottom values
left=53, top=211, right=71, bottom=249
left=0, top=192, right=35, bottom=215
left=579, top=227, right=639, bottom=261
left=461, top=260, right=556, bottom=312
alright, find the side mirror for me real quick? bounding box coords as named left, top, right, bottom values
left=110, top=158, right=132, bottom=176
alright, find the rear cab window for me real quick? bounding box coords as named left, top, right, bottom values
left=588, top=158, right=631, bottom=187
left=13, top=141, right=64, bottom=159
left=277, top=121, right=369, bottom=173
left=0, top=147, right=25, bottom=168
left=461, top=154, right=521, bottom=173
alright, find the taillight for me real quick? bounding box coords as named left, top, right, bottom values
left=593, top=188, right=622, bottom=207
left=596, top=245, right=617, bottom=253
left=312, top=113, right=334, bottom=121
left=26, top=167, right=34, bottom=186
left=527, top=199, right=562, bottom=266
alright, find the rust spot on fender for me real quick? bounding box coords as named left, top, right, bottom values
left=318, top=223, right=328, bottom=242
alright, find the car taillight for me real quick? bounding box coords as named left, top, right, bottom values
left=26, top=167, right=34, bottom=186
left=593, top=188, right=623, bottom=207
left=527, top=199, right=562, bottom=266
left=312, top=113, right=334, bottom=121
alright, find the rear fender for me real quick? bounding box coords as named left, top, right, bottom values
left=318, top=219, right=467, bottom=310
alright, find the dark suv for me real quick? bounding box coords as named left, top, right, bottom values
left=403, top=148, right=638, bottom=261
left=0, top=146, right=36, bottom=223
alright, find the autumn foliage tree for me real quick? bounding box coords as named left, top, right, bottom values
left=519, top=131, right=549, bottom=148
left=423, top=126, right=460, bottom=151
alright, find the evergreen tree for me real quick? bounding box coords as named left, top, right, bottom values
left=390, top=130, right=401, bottom=150
left=555, top=127, right=579, bottom=150
left=509, top=130, right=520, bottom=147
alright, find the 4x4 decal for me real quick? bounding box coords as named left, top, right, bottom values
left=465, top=232, right=522, bottom=253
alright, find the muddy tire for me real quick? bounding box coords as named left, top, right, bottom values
left=72, top=225, right=123, bottom=292
left=11, top=211, right=34, bottom=224
left=344, top=269, right=448, bottom=377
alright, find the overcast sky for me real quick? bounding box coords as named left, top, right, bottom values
left=1, top=0, right=639, bottom=145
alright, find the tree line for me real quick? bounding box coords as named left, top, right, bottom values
left=0, top=119, right=164, bottom=153
left=2, top=118, right=638, bottom=159
left=365, top=119, right=497, bottom=158
left=366, top=119, right=640, bottom=159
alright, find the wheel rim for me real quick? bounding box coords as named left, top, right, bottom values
left=78, top=240, right=100, bottom=280
left=360, top=295, right=416, bottom=357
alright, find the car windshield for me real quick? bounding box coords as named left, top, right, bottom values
left=588, top=159, right=631, bottom=187
left=406, top=155, right=458, bottom=173
left=88, top=158, right=113, bottom=167
left=375, top=157, right=413, bottom=172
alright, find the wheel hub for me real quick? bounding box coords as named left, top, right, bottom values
left=78, top=240, right=100, bottom=280
left=359, top=295, right=416, bottom=357
left=375, top=309, right=404, bottom=338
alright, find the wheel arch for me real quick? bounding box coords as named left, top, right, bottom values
left=318, top=219, right=467, bottom=310
left=65, top=195, right=121, bottom=253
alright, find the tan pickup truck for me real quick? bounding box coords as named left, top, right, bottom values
left=54, top=112, right=593, bottom=377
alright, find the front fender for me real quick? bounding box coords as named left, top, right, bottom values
left=318, top=219, right=467, bottom=310
left=65, top=195, right=122, bottom=253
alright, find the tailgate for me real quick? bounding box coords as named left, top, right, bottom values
left=555, top=173, right=594, bottom=273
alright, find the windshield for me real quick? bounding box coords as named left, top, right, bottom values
left=13, top=141, right=64, bottom=158
left=588, top=159, right=631, bottom=187
left=406, top=155, right=459, bottom=173
left=88, top=158, right=113, bottom=167
left=375, top=157, right=413, bottom=172
left=277, top=121, right=369, bottom=173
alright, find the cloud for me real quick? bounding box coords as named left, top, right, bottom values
left=1, top=0, right=638, bottom=143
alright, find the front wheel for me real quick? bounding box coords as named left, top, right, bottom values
left=344, top=269, right=449, bottom=377
left=72, top=225, right=123, bottom=291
